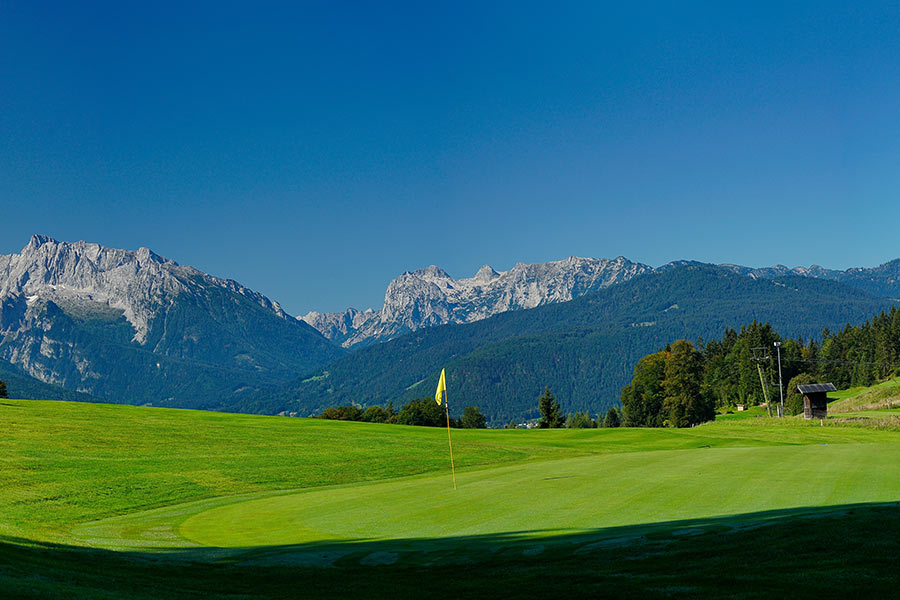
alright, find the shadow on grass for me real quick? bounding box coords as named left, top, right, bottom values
left=3, top=502, right=900, bottom=599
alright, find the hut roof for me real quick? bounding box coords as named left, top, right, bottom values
left=797, top=383, right=837, bottom=394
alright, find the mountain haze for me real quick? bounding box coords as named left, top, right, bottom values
left=720, top=260, right=900, bottom=299
left=0, top=359, right=103, bottom=403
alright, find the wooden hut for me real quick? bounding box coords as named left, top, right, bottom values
left=797, top=383, right=836, bottom=420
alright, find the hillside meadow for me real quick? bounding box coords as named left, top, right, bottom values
left=2, top=395, right=900, bottom=598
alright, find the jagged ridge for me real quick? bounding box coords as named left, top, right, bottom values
left=302, top=256, right=652, bottom=347
left=303, top=257, right=900, bottom=348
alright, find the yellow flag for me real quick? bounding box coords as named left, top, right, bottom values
left=435, top=368, right=447, bottom=405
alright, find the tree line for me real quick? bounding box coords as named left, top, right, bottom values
left=535, top=387, right=621, bottom=429
left=317, top=398, right=488, bottom=429
left=319, top=387, right=623, bottom=430
left=620, top=306, right=900, bottom=426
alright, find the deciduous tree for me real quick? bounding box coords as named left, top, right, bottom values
left=461, top=405, right=487, bottom=429
left=397, top=398, right=445, bottom=427
left=663, top=339, right=711, bottom=427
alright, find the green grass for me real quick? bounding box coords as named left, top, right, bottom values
left=175, top=443, right=900, bottom=548
left=3, top=397, right=900, bottom=598
left=714, top=404, right=770, bottom=420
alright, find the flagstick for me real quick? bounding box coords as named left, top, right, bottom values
left=444, top=395, right=457, bottom=491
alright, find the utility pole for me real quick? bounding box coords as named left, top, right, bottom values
left=774, top=341, right=785, bottom=418
left=756, top=362, right=772, bottom=418
left=751, top=346, right=773, bottom=417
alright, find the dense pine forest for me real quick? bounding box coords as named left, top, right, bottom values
left=621, top=307, right=900, bottom=426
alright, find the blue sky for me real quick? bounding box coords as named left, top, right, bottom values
left=2, top=1, right=899, bottom=315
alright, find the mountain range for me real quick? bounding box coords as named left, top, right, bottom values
left=300, top=256, right=652, bottom=347
left=301, top=256, right=900, bottom=348
left=1, top=235, right=898, bottom=423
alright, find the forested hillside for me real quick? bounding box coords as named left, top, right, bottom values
left=248, top=264, right=896, bottom=425
left=621, top=306, right=900, bottom=425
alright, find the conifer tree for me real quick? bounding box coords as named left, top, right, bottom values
left=538, top=387, right=564, bottom=428
left=603, top=406, right=621, bottom=428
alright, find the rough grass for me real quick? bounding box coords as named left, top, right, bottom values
left=830, top=378, right=900, bottom=413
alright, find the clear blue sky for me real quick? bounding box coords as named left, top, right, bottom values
left=2, top=1, right=899, bottom=315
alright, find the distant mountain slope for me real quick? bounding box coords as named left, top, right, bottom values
left=720, top=259, right=900, bottom=299
left=301, top=256, right=653, bottom=347
left=302, top=256, right=900, bottom=349
left=0, top=360, right=103, bottom=403
left=261, top=264, right=896, bottom=424
left=0, top=236, right=343, bottom=408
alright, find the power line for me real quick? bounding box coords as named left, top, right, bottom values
left=749, top=349, right=900, bottom=368
left=781, top=357, right=900, bottom=367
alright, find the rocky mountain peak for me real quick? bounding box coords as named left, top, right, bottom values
left=1, top=235, right=289, bottom=344
left=412, top=265, right=451, bottom=279
left=0, top=235, right=342, bottom=408
left=28, top=233, right=57, bottom=249
left=473, top=264, right=500, bottom=283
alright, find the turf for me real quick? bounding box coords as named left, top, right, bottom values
left=3, top=397, right=900, bottom=598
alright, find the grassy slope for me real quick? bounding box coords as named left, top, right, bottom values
left=830, top=377, right=900, bottom=412
left=3, top=398, right=900, bottom=598
left=6, top=398, right=859, bottom=543
left=0, top=399, right=592, bottom=542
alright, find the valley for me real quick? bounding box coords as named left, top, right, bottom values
left=2, top=235, right=898, bottom=424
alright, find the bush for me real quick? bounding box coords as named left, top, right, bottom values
left=361, top=405, right=391, bottom=423
left=320, top=405, right=363, bottom=421
left=785, top=373, right=817, bottom=416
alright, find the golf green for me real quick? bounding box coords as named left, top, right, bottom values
left=175, top=442, right=900, bottom=548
